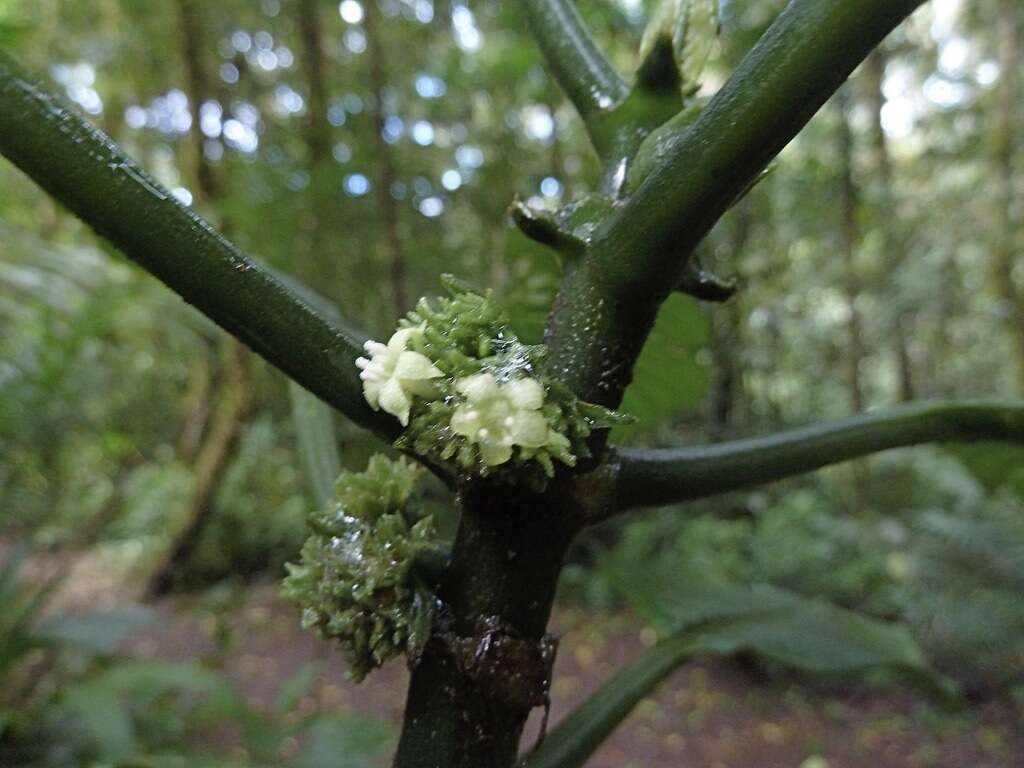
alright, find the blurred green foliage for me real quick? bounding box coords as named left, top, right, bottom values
left=2, top=0, right=1024, bottom=762
left=567, top=449, right=1024, bottom=696
left=0, top=546, right=393, bottom=767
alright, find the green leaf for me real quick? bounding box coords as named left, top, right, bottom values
left=521, top=636, right=693, bottom=768
left=684, top=597, right=925, bottom=674
left=624, top=566, right=927, bottom=673
left=59, top=660, right=248, bottom=761
left=293, top=713, right=395, bottom=768
left=35, top=605, right=155, bottom=655
left=289, top=382, right=342, bottom=509
left=61, top=684, right=138, bottom=762
left=0, top=543, right=57, bottom=676
left=614, top=294, right=709, bottom=438
left=638, top=0, right=719, bottom=95
left=273, top=661, right=322, bottom=715
left=945, top=442, right=1024, bottom=497
left=526, top=566, right=936, bottom=768
left=915, top=510, right=1024, bottom=591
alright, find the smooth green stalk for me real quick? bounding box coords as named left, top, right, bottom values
left=546, top=0, right=927, bottom=406
left=606, top=401, right=1024, bottom=515
left=519, top=0, right=629, bottom=157
left=0, top=52, right=398, bottom=442
left=521, top=635, right=693, bottom=768
left=394, top=483, right=585, bottom=768
left=596, top=0, right=927, bottom=289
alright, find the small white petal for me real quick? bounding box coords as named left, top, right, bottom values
left=509, top=411, right=549, bottom=448
left=404, top=378, right=439, bottom=398
left=393, top=351, right=443, bottom=381
left=457, top=373, right=497, bottom=401
left=450, top=405, right=482, bottom=437
left=479, top=441, right=513, bottom=466
left=355, top=356, right=370, bottom=369
left=387, top=327, right=418, bottom=352
left=362, top=379, right=383, bottom=409
left=504, top=378, right=544, bottom=410
left=378, top=378, right=412, bottom=426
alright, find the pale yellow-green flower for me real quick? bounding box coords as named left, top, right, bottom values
left=450, top=373, right=557, bottom=466
left=356, top=327, right=443, bottom=426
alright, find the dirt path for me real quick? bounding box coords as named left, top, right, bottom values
left=128, top=585, right=1023, bottom=768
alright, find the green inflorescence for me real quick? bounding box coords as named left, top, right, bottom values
left=281, top=455, right=437, bottom=682
left=358, top=276, right=628, bottom=489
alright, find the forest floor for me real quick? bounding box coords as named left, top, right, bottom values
left=107, top=582, right=1023, bottom=768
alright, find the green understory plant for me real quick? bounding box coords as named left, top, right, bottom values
left=0, top=549, right=393, bottom=768
left=4, top=1, right=1024, bottom=767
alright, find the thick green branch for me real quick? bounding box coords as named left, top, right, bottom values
left=0, top=52, right=398, bottom=442
left=596, top=0, right=927, bottom=291
left=520, top=0, right=628, bottom=149
left=546, top=0, right=926, bottom=410
left=605, top=401, right=1024, bottom=516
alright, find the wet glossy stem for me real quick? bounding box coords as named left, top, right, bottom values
left=522, top=635, right=694, bottom=768
left=520, top=0, right=628, bottom=138
left=546, top=0, right=926, bottom=407
left=0, top=52, right=398, bottom=442
left=394, top=485, right=583, bottom=768
left=606, top=401, right=1024, bottom=516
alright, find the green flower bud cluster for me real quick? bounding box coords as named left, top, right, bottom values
left=281, top=455, right=436, bottom=682
left=359, top=276, right=627, bottom=489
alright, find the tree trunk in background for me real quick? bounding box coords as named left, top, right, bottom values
left=365, top=0, right=409, bottom=316
left=298, top=0, right=330, bottom=169
left=992, top=0, right=1024, bottom=391
left=148, top=0, right=253, bottom=596
left=177, top=0, right=220, bottom=206
left=835, top=90, right=866, bottom=414
left=709, top=300, right=741, bottom=437
left=863, top=50, right=916, bottom=402
left=296, top=0, right=342, bottom=292
left=147, top=342, right=252, bottom=597
left=709, top=203, right=751, bottom=440
left=835, top=89, right=868, bottom=512
left=176, top=347, right=212, bottom=461
left=929, top=243, right=959, bottom=396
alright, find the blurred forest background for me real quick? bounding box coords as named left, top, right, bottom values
left=1, top=0, right=1024, bottom=766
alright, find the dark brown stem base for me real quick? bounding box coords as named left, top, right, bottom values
left=393, top=483, right=584, bottom=768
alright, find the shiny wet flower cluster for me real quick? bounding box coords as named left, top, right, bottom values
left=357, top=276, right=626, bottom=488
left=281, top=455, right=436, bottom=682
left=356, top=327, right=442, bottom=427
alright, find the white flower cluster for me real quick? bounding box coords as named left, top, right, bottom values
left=356, top=328, right=567, bottom=467
left=356, top=327, right=442, bottom=427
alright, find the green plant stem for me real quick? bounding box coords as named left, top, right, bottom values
left=546, top=0, right=926, bottom=408
left=520, top=0, right=628, bottom=154
left=521, top=635, right=693, bottom=768
left=394, top=484, right=585, bottom=768
left=605, top=401, right=1024, bottom=516
left=0, top=52, right=398, bottom=442
left=598, top=0, right=927, bottom=287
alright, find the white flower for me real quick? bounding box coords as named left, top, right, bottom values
left=450, top=373, right=554, bottom=466
left=356, top=327, right=443, bottom=426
